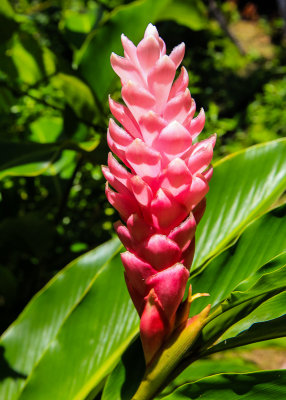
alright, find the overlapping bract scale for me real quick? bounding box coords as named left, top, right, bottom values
left=103, top=24, right=215, bottom=364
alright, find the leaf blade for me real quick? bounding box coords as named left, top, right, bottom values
left=0, top=239, right=123, bottom=400
left=194, top=139, right=286, bottom=270
left=160, top=370, right=286, bottom=399
left=17, top=253, right=138, bottom=400
left=201, top=254, right=286, bottom=350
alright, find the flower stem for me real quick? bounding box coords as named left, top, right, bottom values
left=132, top=304, right=211, bottom=400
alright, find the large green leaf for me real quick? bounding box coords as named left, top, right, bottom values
left=78, top=0, right=207, bottom=101
left=202, top=258, right=286, bottom=355
left=17, top=254, right=138, bottom=400
left=190, top=203, right=286, bottom=316
left=160, top=370, right=286, bottom=399
left=193, top=138, right=286, bottom=270
left=0, top=239, right=139, bottom=400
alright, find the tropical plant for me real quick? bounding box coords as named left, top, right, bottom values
left=1, top=1, right=286, bottom=399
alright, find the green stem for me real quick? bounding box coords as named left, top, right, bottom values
left=132, top=304, right=211, bottom=400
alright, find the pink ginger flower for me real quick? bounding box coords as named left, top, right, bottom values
left=103, top=24, right=215, bottom=364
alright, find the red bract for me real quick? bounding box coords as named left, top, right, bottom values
left=103, top=24, right=215, bottom=364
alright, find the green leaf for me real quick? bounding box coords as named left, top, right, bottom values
left=0, top=141, right=60, bottom=179
left=0, top=139, right=99, bottom=180
left=78, top=0, right=165, bottom=101
left=0, top=33, right=56, bottom=85
left=29, top=116, right=63, bottom=143
left=201, top=253, right=286, bottom=350
left=194, top=138, right=286, bottom=270
left=190, top=203, right=286, bottom=316
left=51, top=73, right=98, bottom=123
left=160, top=370, right=286, bottom=399
left=220, top=291, right=286, bottom=342
left=204, top=260, right=286, bottom=354
left=157, top=358, right=258, bottom=399
left=60, top=6, right=100, bottom=49
left=78, top=0, right=207, bottom=101
left=0, top=86, right=16, bottom=113
left=29, top=111, right=100, bottom=152
left=0, top=0, right=15, bottom=18
left=0, top=239, right=138, bottom=400
left=157, top=0, right=207, bottom=31
left=62, top=9, right=97, bottom=34
left=102, top=339, right=145, bottom=400
left=0, top=0, right=18, bottom=44
left=43, top=150, right=77, bottom=179
left=206, top=313, right=286, bottom=355
left=17, top=254, right=138, bottom=400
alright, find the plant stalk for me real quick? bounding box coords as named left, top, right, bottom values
left=132, top=304, right=211, bottom=400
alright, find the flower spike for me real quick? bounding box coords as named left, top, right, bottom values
left=103, top=24, right=215, bottom=364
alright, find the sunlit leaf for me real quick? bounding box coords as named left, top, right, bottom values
left=0, top=32, right=56, bottom=85
left=191, top=203, right=286, bottom=315
left=29, top=116, right=63, bottom=143
left=51, top=73, right=98, bottom=123
left=0, top=239, right=138, bottom=400
left=157, top=0, right=207, bottom=31
left=205, top=313, right=286, bottom=355
left=194, top=139, right=286, bottom=270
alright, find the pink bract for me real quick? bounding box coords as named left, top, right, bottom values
left=103, top=24, right=215, bottom=364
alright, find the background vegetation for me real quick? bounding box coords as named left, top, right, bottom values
left=0, top=0, right=285, bottom=364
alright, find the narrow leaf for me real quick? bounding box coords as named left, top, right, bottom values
left=201, top=254, right=286, bottom=349
left=206, top=314, right=286, bottom=355
left=160, top=370, right=286, bottom=399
